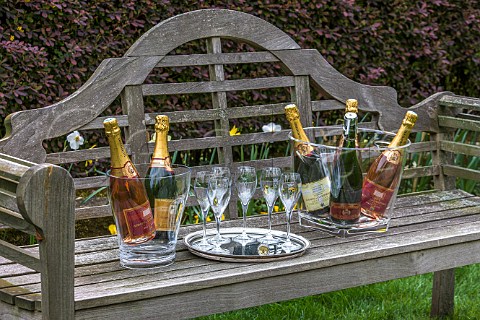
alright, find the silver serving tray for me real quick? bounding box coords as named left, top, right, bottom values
left=184, top=227, right=310, bottom=262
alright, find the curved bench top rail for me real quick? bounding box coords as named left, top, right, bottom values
left=0, top=9, right=439, bottom=165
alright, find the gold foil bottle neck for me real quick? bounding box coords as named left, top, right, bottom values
left=403, top=111, right=418, bottom=128
left=154, top=115, right=169, bottom=132
left=345, top=99, right=358, bottom=114
left=103, top=118, right=121, bottom=136
left=285, top=104, right=300, bottom=122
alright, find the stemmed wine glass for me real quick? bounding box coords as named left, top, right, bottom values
left=278, top=172, right=302, bottom=250
left=259, top=167, right=282, bottom=244
left=235, top=166, right=257, bottom=242
left=193, top=171, right=214, bottom=250
left=207, top=175, right=232, bottom=250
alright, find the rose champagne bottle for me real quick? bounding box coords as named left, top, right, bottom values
left=361, top=111, right=418, bottom=219
left=329, top=99, right=363, bottom=223
left=145, top=115, right=176, bottom=241
left=104, top=118, right=156, bottom=244
left=285, top=103, right=330, bottom=216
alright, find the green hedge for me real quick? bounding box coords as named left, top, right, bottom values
left=1, top=0, right=479, bottom=140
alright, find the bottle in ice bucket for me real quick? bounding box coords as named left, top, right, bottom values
left=285, top=103, right=330, bottom=216
left=329, top=99, right=363, bottom=223
left=145, top=115, right=176, bottom=241
left=361, top=111, right=418, bottom=219
left=104, top=118, right=156, bottom=244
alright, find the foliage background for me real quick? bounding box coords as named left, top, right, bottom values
left=1, top=0, right=479, bottom=141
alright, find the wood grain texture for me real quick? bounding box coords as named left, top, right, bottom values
left=121, top=86, right=150, bottom=165
left=156, top=51, right=279, bottom=67
left=431, top=269, right=455, bottom=317
left=442, top=165, right=480, bottom=181
left=439, top=94, right=480, bottom=111
left=125, top=9, right=300, bottom=57
left=0, top=8, right=478, bottom=320
left=16, top=164, right=75, bottom=320
left=440, top=141, right=480, bottom=157
left=0, top=56, right=160, bottom=163
left=438, top=115, right=480, bottom=131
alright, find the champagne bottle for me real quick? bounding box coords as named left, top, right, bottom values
left=104, top=118, right=156, bottom=244
left=361, top=111, right=418, bottom=219
left=329, top=99, right=363, bottom=223
left=145, top=115, right=176, bottom=239
left=285, top=104, right=330, bottom=216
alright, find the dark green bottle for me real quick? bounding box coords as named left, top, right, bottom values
left=285, top=104, right=330, bottom=217
left=329, top=99, right=363, bottom=223
left=145, top=115, right=176, bottom=242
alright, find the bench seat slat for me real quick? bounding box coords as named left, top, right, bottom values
left=69, top=216, right=480, bottom=311
left=1, top=190, right=477, bottom=313
left=69, top=239, right=480, bottom=320
left=9, top=209, right=480, bottom=311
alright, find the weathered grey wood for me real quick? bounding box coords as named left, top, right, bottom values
left=440, top=141, right=480, bottom=157
left=439, top=94, right=480, bottom=111
left=208, top=36, right=237, bottom=219
left=16, top=164, right=75, bottom=320
left=71, top=240, right=480, bottom=320
left=0, top=240, right=39, bottom=272
left=0, top=8, right=479, bottom=320
left=442, top=165, right=480, bottom=181
left=156, top=51, right=280, bottom=67
left=402, top=165, right=440, bottom=179
left=142, top=76, right=295, bottom=96
left=0, top=57, right=161, bottom=163
left=438, top=115, right=480, bottom=131
left=0, top=299, right=41, bottom=320
left=431, top=269, right=455, bottom=318
left=292, top=76, right=314, bottom=142
left=125, top=9, right=301, bottom=57
left=0, top=188, right=20, bottom=214
left=0, top=207, right=36, bottom=234
left=52, top=219, right=480, bottom=310
left=407, top=141, right=437, bottom=153
left=121, top=86, right=150, bottom=165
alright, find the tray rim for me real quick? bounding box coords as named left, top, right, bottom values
left=183, top=227, right=311, bottom=263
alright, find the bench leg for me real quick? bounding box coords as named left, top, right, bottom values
left=431, top=269, right=455, bottom=318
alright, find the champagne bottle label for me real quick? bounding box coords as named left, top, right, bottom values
left=361, top=178, right=395, bottom=218
left=302, top=177, right=330, bottom=211
left=330, top=202, right=361, bottom=220
left=122, top=201, right=155, bottom=241
left=154, top=198, right=175, bottom=231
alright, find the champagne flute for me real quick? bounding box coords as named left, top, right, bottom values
left=278, top=172, right=302, bottom=250
left=207, top=175, right=232, bottom=248
left=193, top=171, right=214, bottom=250
left=260, top=167, right=282, bottom=244
left=235, top=166, right=257, bottom=242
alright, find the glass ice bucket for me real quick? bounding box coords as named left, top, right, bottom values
left=107, top=164, right=191, bottom=268
left=289, top=127, right=411, bottom=237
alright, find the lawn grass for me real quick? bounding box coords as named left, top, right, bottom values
left=196, top=264, right=480, bottom=320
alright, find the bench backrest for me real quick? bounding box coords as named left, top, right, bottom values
left=0, top=9, right=477, bottom=222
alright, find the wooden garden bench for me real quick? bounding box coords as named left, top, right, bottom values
left=0, top=9, right=479, bottom=320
